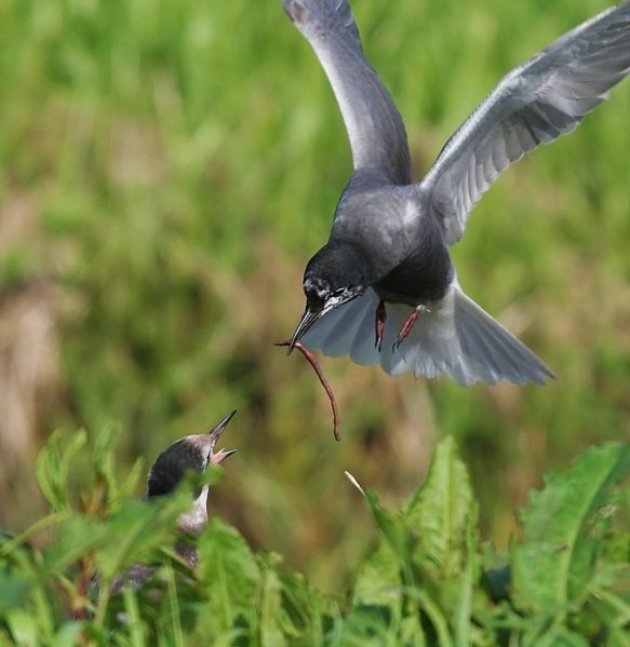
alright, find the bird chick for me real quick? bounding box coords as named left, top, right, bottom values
left=146, top=410, right=237, bottom=539
left=113, top=411, right=236, bottom=592
left=284, top=0, right=630, bottom=386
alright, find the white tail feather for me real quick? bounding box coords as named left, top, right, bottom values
left=301, top=284, right=554, bottom=386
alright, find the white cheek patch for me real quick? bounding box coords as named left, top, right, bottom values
left=304, top=278, right=331, bottom=303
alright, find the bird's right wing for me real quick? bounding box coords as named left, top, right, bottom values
left=283, top=0, right=411, bottom=184
left=420, top=2, right=630, bottom=246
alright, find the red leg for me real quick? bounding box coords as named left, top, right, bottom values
left=394, top=306, right=424, bottom=349
left=375, top=300, right=387, bottom=351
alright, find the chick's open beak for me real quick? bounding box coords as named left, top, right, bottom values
left=207, top=410, right=237, bottom=462
left=211, top=447, right=237, bottom=465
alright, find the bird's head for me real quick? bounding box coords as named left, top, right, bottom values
left=146, top=411, right=237, bottom=533
left=289, top=240, right=372, bottom=349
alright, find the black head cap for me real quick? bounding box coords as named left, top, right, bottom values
left=304, top=239, right=374, bottom=311
left=289, top=240, right=373, bottom=348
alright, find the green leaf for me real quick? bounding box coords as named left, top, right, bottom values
left=35, top=430, right=87, bottom=512
left=277, top=569, right=327, bottom=643
left=354, top=438, right=480, bottom=645
left=116, top=458, right=147, bottom=504
left=405, top=587, right=454, bottom=647
left=0, top=512, right=70, bottom=561
left=4, top=608, right=40, bottom=647
left=197, top=518, right=261, bottom=634
left=94, top=494, right=187, bottom=579
left=121, top=584, right=146, bottom=647
left=523, top=624, right=590, bottom=647
left=54, top=622, right=85, bottom=647
left=43, top=516, right=106, bottom=575
left=90, top=423, right=145, bottom=509
left=332, top=602, right=394, bottom=646
left=90, top=423, right=123, bottom=495
left=353, top=541, right=402, bottom=610
left=405, top=436, right=478, bottom=580
left=258, top=553, right=286, bottom=647
left=352, top=481, right=414, bottom=635
left=0, top=572, right=33, bottom=614
left=161, top=563, right=186, bottom=647
left=364, top=490, right=409, bottom=565
left=512, top=442, right=630, bottom=615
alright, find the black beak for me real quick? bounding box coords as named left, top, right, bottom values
left=207, top=410, right=237, bottom=457
left=288, top=307, right=321, bottom=354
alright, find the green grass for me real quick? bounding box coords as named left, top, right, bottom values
left=1, top=428, right=628, bottom=644
left=0, top=0, right=629, bottom=594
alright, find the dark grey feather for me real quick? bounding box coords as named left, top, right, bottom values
left=286, top=1, right=630, bottom=386
left=283, top=0, right=411, bottom=183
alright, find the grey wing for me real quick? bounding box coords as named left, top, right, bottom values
left=420, top=2, right=630, bottom=246
left=283, top=0, right=411, bottom=184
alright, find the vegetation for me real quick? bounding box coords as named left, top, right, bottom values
left=0, top=0, right=628, bottom=642
left=1, top=429, right=628, bottom=644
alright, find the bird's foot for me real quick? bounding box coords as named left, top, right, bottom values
left=374, top=299, right=387, bottom=351
left=393, top=305, right=429, bottom=350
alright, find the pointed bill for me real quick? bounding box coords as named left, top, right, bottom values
left=207, top=409, right=237, bottom=453
left=289, top=307, right=321, bottom=352
left=290, top=288, right=365, bottom=352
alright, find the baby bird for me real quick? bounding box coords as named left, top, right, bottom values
left=113, top=411, right=236, bottom=592
left=146, top=411, right=237, bottom=541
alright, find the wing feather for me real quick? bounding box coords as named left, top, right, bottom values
left=420, top=2, right=630, bottom=245
left=283, top=0, right=411, bottom=183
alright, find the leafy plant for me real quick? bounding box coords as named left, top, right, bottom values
left=1, top=429, right=627, bottom=645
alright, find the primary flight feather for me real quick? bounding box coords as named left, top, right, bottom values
left=283, top=0, right=630, bottom=386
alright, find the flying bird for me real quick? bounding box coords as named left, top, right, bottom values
left=283, top=0, right=630, bottom=386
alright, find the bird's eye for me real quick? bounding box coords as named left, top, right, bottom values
left=316, top=283, right=333, bottom=300
left=307, top=292, right=325, bottom=311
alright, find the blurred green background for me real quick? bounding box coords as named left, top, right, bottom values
left=0, top=0, right=628, bottom=592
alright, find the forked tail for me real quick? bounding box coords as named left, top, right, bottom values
left=301, top=283, right=555, bottom=386
left=448, top=286, right=555, bottom=385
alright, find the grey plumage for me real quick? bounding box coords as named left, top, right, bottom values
left=284, top=0, right=630, bottom=386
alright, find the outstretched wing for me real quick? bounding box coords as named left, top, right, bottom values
left=283, top=0, right=411, bottom=184
left=420, top=2, right=630, bottom=246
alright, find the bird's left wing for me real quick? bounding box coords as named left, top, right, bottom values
left=419, top=2, right=630, bottom=246
left=283, top=0, right=411, bottom=184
